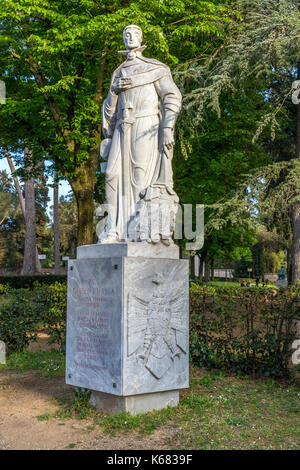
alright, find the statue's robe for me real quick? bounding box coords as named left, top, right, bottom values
left=101, top=56, right=182, bottom=240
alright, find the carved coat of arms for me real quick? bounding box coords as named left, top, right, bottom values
left=127, top=274, right=188, bottom=379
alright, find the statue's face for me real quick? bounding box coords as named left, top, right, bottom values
left=123, top=27, right=142, bottom=50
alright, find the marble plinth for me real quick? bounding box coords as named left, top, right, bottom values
left=65, top=244, right=189, bottom=413
left=276, top=279, right=288, bottom=288
left=77, top=241, right=179, bottom=260
left=90, top=390, right=179, bottom=415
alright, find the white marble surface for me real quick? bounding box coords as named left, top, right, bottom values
left=77, top=242, right=179, bottom=260
left=98, top=25, right=182, bottom=244
left=65, top=256, right=189, bottom=396
left=66, top=258, right=123, bottom=395
left=90, top=390, right=179, bottom=415
left=276, top=279, right=288, bottom=288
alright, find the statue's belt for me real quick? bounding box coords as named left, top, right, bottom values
left=117, top=108, right=159, bottom=123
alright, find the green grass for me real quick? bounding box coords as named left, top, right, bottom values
left=36, top=413, right=51, bottom=421
left=204, top=281, right=241, bottom=287
left=1, top=350, right=298, bottom=449
left=202, top=280, right=276, bottom=288
left=170, top=370, right=300, bottom=450
left=52, top=367, right=299, bottom=450
left=0, top=349, right=65, bottom=377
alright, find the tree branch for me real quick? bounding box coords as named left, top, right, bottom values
left=26, top=56, right=75, bottom=153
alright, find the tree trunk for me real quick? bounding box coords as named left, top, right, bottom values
left=70, top=161, right=97, bottom=247
left=199, top=256, right=204, bottom=282
left=53, top=171, right=60, bottom=274
left=291, top=63, right=300, bottom=284
left=204, top=256, right=210, bottom=282
left=6, top=148, right=41, bottom=273
left=210, top=258, right=214, bottom=281
left=23, top=149, right=37, bottom=275
left=190, top=255, right=195, bottom=280
left=287, top=247, right=292, bottom=284
left=291, top=203, right=300, bottom=284
left=5, top=148, right=25, bottom=216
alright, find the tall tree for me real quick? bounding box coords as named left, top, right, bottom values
left=173, top=76, right=269, bottom=270
left=0, top=0, right=231, bottom=245
left=53, top=171, right=60, bottom=274
left=22, top=149, right=37, bottom=274
left=181, top=0, right=300, bottom=283
left=5, top=148, right=42, bottom=273
left=58, top=194, right=78, bottom=259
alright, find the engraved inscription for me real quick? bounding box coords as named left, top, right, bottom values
left=73, top=279, right=115, bottom=370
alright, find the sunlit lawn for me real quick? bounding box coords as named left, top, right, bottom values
left=1, top=350, right=299, bottom=450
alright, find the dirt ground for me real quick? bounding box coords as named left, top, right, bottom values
left=0, top=371, right=177, bottom=450
left=0, top=337, right=176, bottom=450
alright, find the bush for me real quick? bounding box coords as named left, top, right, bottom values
left=33, top=282, right=67, bottom=348
left=190, top=283, right=300, bottom=379
left=0, top=282, right=67, bottom=354
left=1, top=278, right=299, bottom=382
left=0, top=275, right=67, bottom=289
left=0, top=287, right=44, bottom=354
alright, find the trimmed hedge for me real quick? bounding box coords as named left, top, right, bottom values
left=190, top=284, right=300, bottom=379
left=0, top=282, right=67, bottom=354
left=1, top=280, right=299, bottom=380
left=0, top=275, right=67, bottom=289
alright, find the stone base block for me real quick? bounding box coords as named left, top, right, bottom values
left=90, top=390, right=179, bottom=415
left=276, top=279, right=288, bottom=288
left=66, top=255, right=189, bottom=396
left=66, top=242, right=189, bottom=416
left=77, top=241, right=179, bottom=260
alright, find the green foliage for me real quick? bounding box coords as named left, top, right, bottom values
left=0, top=275, right=67, bottom=289
left=58, top=194, right=78, bottom=258
left=36, top=414, right=51, bottom=421
left=0, top=287, right=43, bottom=354
left=174, top=77, right=269, bottom=262
left=0, top=281, right=67, bottom=353
left=97, top=407, right=176, bottom=436
left=180, top=0, right=300, bottom=132
left=190, top=283, right=300, bottom=379
left=233, top=256, right=253, bottom=278
left=70, top=388, right=93, bottom=420
left=174, top=0, right=300, bottom=267
left=56, top=388, right=94, bottom=420
left=33, top=282, right=67, bottom=347
left=0, top=0, right=230, bottom=177
left=2, top=279, right=299, bottom=382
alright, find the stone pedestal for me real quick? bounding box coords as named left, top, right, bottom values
left=65, top=243, right=189, bottom=415
left=276, top=279, right=288, bottom=288
left=90, top=390, right=179, bottom=415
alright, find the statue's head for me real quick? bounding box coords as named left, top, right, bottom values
left=123, top=25, right=143, bottom=50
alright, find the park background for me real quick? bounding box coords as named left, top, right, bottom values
left=0, top=0, right=299, bottom=450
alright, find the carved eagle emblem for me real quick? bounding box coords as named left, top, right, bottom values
left=127, top=273, right=188, bottom=379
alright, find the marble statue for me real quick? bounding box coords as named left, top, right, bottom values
left=98, top=24, right=182, bottom=245
left=66, top=25, right=189, bottom=415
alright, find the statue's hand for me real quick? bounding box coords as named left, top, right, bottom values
left=112, top=77, right=132, bottom=94
left=161, top=127, right=174, bottom=154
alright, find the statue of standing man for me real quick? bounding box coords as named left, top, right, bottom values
left=99, top=25, right=182, bottom=245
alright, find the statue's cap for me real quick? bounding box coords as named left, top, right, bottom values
left=123, top=25, right=142, bottom=34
